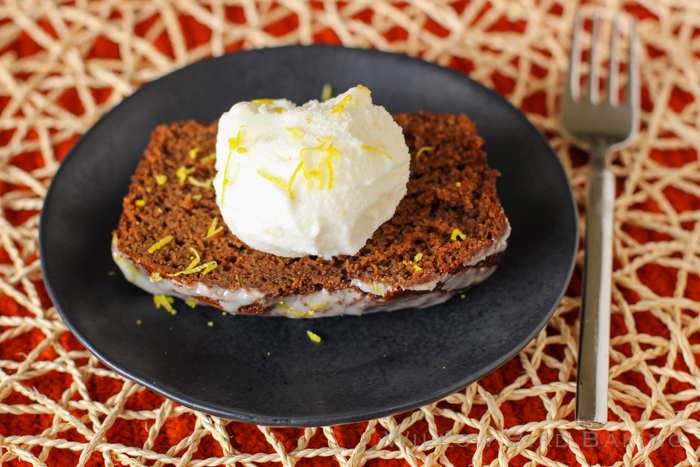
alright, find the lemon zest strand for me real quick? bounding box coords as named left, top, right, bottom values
left=149, top=272, right=162, bottom=283
left=201, top=153, right=216, bottom=163
left=185, top=298, right=198, bottom=308
left=189, top=147, right=199, bottom=159
left=185, top=247, right=201, bottom=271
left=205, top=218, right=224, bottom=239
left=321, top=84, right=332, bottom=102
left=176, top=166, right=195, bottom=185
left=257, top=170, right=289, bottom=192
left=357, top=84, right=371, bottom=94
left=155, top=174, right=168, bottom=185
left=251, top=99, right=274, bottom=104
left=153, top=295, right=176, bottom=315
left=403, top=253, right=423, bottom=272
left=416, top=146, right=434, bottom=159
left=273, top=107, right=287, bottom=113
left=307, top=330, right=322, bottom=342
left=221, top=126, right=243, bottom=206
left=331, top=95, right=352, bottom=113
left=309, top=302, right=328, bottom=309
left=451, top=228, right=467, bottom=241
left=278, top=301, right=315, bottom=317
left=148, top=235, right=174, bottom=253
left=187, top=176, right=212, bottom=188
left=361, top=145, right=393, bottom=160
left=286, top=127, right=302, bottom=139
left=135, top=199, right=146, bottom=207
left=287, top=161, right=304, bottom=200
left=170, top=261, right=218, bottom=277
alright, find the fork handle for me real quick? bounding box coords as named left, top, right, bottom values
left=576, top=144, right=614, bottom=429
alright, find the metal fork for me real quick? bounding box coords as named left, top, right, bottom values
left=560, top=11, right=639, bottom=429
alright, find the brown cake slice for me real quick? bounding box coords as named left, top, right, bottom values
left=112, top=112, right=510, bottom=317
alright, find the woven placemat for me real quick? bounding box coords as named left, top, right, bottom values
left=1, top=1, right=700, bottom=466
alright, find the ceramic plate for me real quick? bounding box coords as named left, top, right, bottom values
left=40, top=45, right=578, bottom=427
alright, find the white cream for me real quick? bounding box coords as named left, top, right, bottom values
left=213, top=86, right=411, bottom=259
left=111, top=221, right=510, bottom=318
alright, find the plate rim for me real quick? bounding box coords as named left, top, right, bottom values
left=39, top=44, right=579, bottom=427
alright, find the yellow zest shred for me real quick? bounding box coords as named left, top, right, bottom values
left=205, top=218, right=224, bottom=238
left=150, top=272, right=163, bottom=283
left=185, top=247, right=201, bottom=270
left=456, top=182, right=462, bottom=187
left=332, top=95, right=353, bottom=113
left=252, top=99, right=275, bottom=104
left=321, top=84, right=332, bottom=102
left=208, top=321, right=213, bottom=327
left=153, top=294, right=176, bottom=315
left=146, top=187, right=151, bottom=192
left=186, top=298, right=198, bottom=308
left=279, top=301, right=315, bottom=317
left=157, top=207, right=163, bottom=214
left=187, top=176, right=212, bottom=188
left=369, top=284, right=386, bottom=297
left=176, top=166, right=196, bottom=185
left=201, top=153, right=216, bottom=163
left=273, top=107, right=287, bottom=113
left=286, top=127, right=302, bottom=139
left=361, top=145, right=393, bottom=160
left=135, top=199, right=146, bottom=207
left=113, top=254, right=137, bottom=281
left=451, top=228, right=467, bottom=241
left=307, top=330, right=322, bottom=343
left=189, top=147, right=200, bottom=159
left=309, top=302, right=328, bottom=309
left=416, top=146, right=435, bottom=159
left=258, top=169, right=289, bottom=191
left=357, top=84, right=371, bottom=94
left=298, top=137, right=337, bottom=193
left=136, top=320, right=141, bottom=325
left=403, top=253, right=423, bottom=272
left=192, top=194, right=202, bottom=201
left=237, top=147, right=246, bottom=154
left=148, top=235, right=174, bottom=253
left=287, top=161, right=304, bottom=199
left=170, top=261, right=218, bottom=277
left=221, top=126, right=244, bottom=206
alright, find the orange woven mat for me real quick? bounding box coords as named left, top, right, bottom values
left=1, top=1, right=700, bottom=466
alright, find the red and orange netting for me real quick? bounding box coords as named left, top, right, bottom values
left=1, top=1, right=700, bottom=466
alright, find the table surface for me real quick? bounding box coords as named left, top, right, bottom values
left=1, top=1, right=699, bottom=466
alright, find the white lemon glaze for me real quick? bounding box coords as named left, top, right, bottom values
left=111, top=222, right=510, bottom=318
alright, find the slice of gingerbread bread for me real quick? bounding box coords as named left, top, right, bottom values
left=112, top=112, right=510, bottom=317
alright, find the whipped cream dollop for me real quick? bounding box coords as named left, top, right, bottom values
left=213, top=86, right=410, bottom=258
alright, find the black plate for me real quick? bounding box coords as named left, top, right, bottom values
left=40, top=45, right=577, bottom=427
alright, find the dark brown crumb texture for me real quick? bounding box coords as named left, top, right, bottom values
left=114, top=112, right=509, bottom=306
